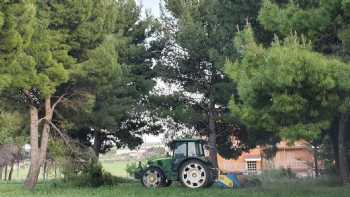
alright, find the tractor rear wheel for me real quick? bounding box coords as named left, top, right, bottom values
left=141, top=167, right=166, bottom=188
left=179, top=160, right=210, bottom=188
left=205, top=168, right=217, bottom=187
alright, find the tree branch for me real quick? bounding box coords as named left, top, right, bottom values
left=38, top=118, right=46, bottom=124
left=47, top=120, right=95, bottom=161
left=52, top=94, right=66, bottom=111
left=47, top=121, right=73, bottom=150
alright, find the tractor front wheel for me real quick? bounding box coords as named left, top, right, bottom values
left=179, top=160, right=210, bottom=188
left=141, top=167, right=165, bottom=188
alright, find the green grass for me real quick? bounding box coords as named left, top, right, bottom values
left=0, top=179, right=349, bottom=197
left=101, top=161, right=131, bottom=177
left=4, top=163, right=348, bottom=197
left=8, top=161, right=131, bottom=181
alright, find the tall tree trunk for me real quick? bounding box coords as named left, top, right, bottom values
left=54, top=162, right=57, bottom=178
left=0, top=167, right=3, bottom=180
left=314, top=148, right=319, bottom=177
left=338, top=113, right=349, bottom=185
left=25, top=97, right=53, bottom=189
left=208, top=96, right=218, bottom=168
left=42, top=160, right=47, bottom=181
left=8, top=162, right=14, bottom=181
left=24, top=105, right=40, bottom=189
left=17, top=161, right=19, bottom=180
left=4, top=165, right=8, bottom=181
left=93, top=131, right=101, bottom=159
left=40, top=97, right=52, bottom=164
left=331, top=130, right=340, bottom=175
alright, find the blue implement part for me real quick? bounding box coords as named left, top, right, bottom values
left=215, top=173, right=241, bottom=189
left=226, top=173, right=241, bottom=188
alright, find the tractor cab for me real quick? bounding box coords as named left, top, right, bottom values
left=172, top=139, right=206, bottom=158
left=137, top=139, right=217, bottom=189
left=170, top=139, right=207, bottom=170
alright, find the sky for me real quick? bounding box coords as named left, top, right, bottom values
left=140, top=0, right=161, bottom=17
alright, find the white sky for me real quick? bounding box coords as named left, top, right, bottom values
left=140, top=0, right=161, bottom=17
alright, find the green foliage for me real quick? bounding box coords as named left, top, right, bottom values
left=80, top=161, right=114, bottom=187
left=125, top=162, right=146, bottom=177
left=0, top=110, right=24, bottom=145
left=259, top=0, right=350, bottom=58
left=257, top=168, right=297, bottom=182
left=259, top=0, right=331, bottom=40
left=125, top=162, right=138, bottom=177
left=64, top=160, right=114, bottom=187
left=1, top=0, right=123, bottom=98
left=0, top=99, right=26, bottom=145
left=48, top=139, right=67, bottom=159
left=226, top=26, right=350, bottom=142
left=61, top=0, right=162, bottom=154
left=0, top=1, right=36, bottom=92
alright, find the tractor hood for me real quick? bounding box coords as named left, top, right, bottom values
left=147, top=157, right=173, bottom=177
left=147, top=157, right=172, bottom=167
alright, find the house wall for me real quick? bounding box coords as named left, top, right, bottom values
left=264, top=148, right=314, bottom=177
left=218, top=148, right=262, bottom=174
left=217, top=141, right=316, bottom=177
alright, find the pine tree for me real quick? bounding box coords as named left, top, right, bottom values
left=0, top=0, right=36, bottom=92
left=226, top=26, right=350, bottom=185
left=258, top=0, right=350, bottom=185
left=156, top=0, right=271, bottom=165
left=1, top=0, right=122, bottom=189
left=60, top=1, right=162, bottom=157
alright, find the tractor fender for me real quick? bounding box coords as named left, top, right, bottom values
left=144, top=165, right=166, bottom=176
left=136, top=165, right=164, bottom=179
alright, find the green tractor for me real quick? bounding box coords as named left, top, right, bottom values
left=135, top=139, right=218, bottom=189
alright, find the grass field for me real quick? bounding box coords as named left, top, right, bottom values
left=0, top=179, right=349, bottom=197
left=3, top=162, right=349, bottom=197
left=101, top=161, right=131, bottom=177
left=7, top=161, right=132, bottom=181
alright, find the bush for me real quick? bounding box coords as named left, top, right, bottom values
left=64, top=160, right=115, bottom=187
left=126, top=162, right=145, bottom=177
left=80, top=161, right=114, bottom=187
left=281, top=168, right=297, bottom=179
left=257, top=168, right=297, bottom=183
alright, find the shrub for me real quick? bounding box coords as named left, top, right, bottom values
left=257, top=168, right=297, bottom=183
left=63, top=160, right=115, bottom=187
left=126, top=162, right=145, bottom=177
left=80, top=160, right=114, bottom=187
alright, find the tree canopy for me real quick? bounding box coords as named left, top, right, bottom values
left=154, top=0, right=277, bottom=164
left=61, top=1, right=163, bottom=156
left=227, top=26, right=350, bottom=142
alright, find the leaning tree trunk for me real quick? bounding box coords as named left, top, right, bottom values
left=338, top=113, right=349, bottom=185
left=208, top=97, right=218, bottom=168
left=24, top=97, right=53, bottom=190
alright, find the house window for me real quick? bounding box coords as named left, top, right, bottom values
left=247, top=161, right=257, bottom=175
